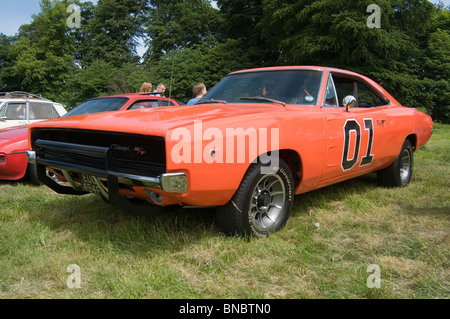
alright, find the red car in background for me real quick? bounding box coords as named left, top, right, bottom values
left=0, top=93, right=184, bottom=184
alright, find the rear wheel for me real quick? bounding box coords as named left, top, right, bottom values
left=377, top=139, right=413, bottom=187
left=216, top=159, right=294, bottom=237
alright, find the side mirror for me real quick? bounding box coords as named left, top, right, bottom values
left=343, top=95, right=357, bottom=112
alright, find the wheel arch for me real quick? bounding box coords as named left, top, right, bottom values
left=279, top=149, right=302, bottom=188
left=249, top=149, right=302, bottom=188
left=406, top=134, right=417, bottom=151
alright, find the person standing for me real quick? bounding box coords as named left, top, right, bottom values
left=187, top=83, right=207, bottom=105
left=139, top=82, right=152, bottom=92
left=153, top=83, right=166, bottom=96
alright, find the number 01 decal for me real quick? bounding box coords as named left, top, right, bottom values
left=341, top=119, right=374, bottom=171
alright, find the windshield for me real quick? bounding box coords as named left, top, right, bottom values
left=199, top=69, right=323, bottom=105
left=64, top=97, right=129, bottom=117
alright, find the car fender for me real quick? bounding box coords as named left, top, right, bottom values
left=164, top=107, right=326, bottom=206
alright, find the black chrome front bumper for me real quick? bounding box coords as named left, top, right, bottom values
left=26, top=139, right=187, bottom=206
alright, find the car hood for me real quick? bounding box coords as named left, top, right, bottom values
left=0, top=125, right=29, bottom=153
left=29, top=104, right=290, bottom=137
left=0, top=125, right=29, bottom=141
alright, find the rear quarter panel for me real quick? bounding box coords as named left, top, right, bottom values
left=413, top=109, right=433, bottom=150
left=379, top=105, right=416, bottom=164
left=377, top=105, right=432, bottom=170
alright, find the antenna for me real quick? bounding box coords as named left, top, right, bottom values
left=169, top=58, right=174, bottom=100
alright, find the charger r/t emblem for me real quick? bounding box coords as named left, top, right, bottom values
left=134, top=147, right=146, bottom=156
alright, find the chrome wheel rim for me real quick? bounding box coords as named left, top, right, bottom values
left=250, top=174, right=286, bottom=231
left=400, top=149, right=411, bottom=184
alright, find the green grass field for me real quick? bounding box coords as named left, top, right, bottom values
left=0, top=124, right=448, bottom=299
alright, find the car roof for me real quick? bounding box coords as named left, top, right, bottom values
left=96, top=92, right=175, bottom=100
left=229, top=65, right=327, bottom=75
left=0, top=91, right=62, bottom=105
left=229, top=65, right=372, bottom=75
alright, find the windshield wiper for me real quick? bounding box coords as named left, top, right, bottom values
left=197, top=99, right=228, bottom=105
left=240, top=96, right=286, bottom=106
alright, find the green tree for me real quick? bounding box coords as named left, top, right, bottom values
left=0, top=34, right=19, bottom=91
left=60, top=60, right=117, bottom=108
left=258, top=0, right=449, bottom=122
left=419, top=8, right=450, bottom=122
left=217, top=0, right=277, bottom=65
left=79, top=0, right=147, bottom=68
left=144, top=0, right=221, bottom=62
left=148, top=39, right=255, bottom=102
left=259, top=0, right=427, bottom=70
left=8, top=0, right=76, bottom=101
left=0, top=34, right=12, bottom=72
left=70, top=1, right=96, bottom=68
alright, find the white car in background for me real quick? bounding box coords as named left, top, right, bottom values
left=0, top=91, right=67, bottom=129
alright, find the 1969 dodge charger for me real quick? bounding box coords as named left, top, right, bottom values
left=27, top=66, right=433, bottom=236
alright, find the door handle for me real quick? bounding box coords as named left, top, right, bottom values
left=376, top=119, right=386, bottom=127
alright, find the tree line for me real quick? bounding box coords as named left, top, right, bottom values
left=0, top=0, right=448, bottom=123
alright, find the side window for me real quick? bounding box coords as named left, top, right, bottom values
left=5, top=103, right=27, bottom=120
left=158, top=100, right=176, bottom=107
left=323, top=75, right=338, bottom=107
left=51, top=105, right=62, bottom=118
left=29, top=102, right=53, bottom=120
left=334, top=79, right=355, bottom=107
left=357, top=82, right=386, bottom=107
left=129, top=100, right=159, bottom=110
left=333, top=74, right=387, bottom=108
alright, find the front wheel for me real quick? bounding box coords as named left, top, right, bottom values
left=216, top=159, right=294, bottom=237
left=377, top=139, right=413, bottom=187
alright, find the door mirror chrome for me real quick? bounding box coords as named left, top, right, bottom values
left=343, top=95, right=357, bottom=112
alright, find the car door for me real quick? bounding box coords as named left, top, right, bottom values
left=319, top=73, right=389, bottom=184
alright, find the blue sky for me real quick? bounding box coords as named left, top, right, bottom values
left=1, top=0, right=97, bottom=36
left=1, top=0, right=42, bottom=36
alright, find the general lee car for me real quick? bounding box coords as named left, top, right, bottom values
left=27, top=66, right=433, bottom=236
left=0, top=92, right=183, bottom=184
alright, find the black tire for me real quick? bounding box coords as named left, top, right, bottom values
left=28, top=163, right=42, bottom=186
left=377, top=139, right=413, bottom=187
left=216, top=159, right=294, bottom=237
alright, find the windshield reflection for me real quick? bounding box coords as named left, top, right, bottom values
left=199, top=70, right=323, bottom=106
left=64, top=97, right=129, bottom=117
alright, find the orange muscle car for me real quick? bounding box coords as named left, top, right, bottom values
left=27, top=66, right=433, bottom=236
